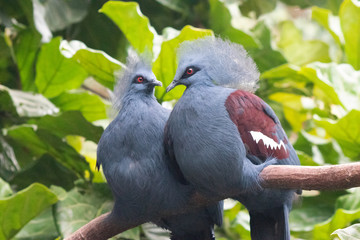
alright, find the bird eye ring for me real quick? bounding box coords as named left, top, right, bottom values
left=186, top=68, right=194, bottom=75
left=137, top=76, right=144, bottom=83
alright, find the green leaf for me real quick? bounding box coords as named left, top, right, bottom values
left=0, top=177, right=12, bottom=198
left=249, top=22, right=287, bottom=72
left=0, top=86, right=59, bottom=121
left=208, top=0, right=258, bottom=49
left=240, top=0, right=277, bottom=18
left=51, top=90, right=108, bottom=122
left=6, top=125, right=90, bottom=178
left=269, top=92, right=308, bottom=132
left=290, top=191, right=346, bottom=237
left=313, top=208, right=360, bottom=240
left=312, top=7, right=343, bottom=47
left=316, top=110, right=360, bottom=159
left=35, top=37, right=88, bottom=98
left=100, top=1, right=155, bottom=53
left=0, top=183, right=58, bottom=240
left=34, top=0, right=89, bottom=32
left=0, top=135, right=20, bottom=181
left=68, top=0, right=126, bottom=60
left=60, top=40, right=124, bottom=90
left=280, top=0, right=343, bottom=15
left=332, top=224, right=360, bottom=240
left=10, top=154, right=77, bottom=190
left=13, top=29, right=41, bottom=91
left=55, top=182, right=113, bottom=238
left=28, top=111, right=104, bottom=143
left=153, top=25, right=213, bottom=101
left=14, top=207, right=59, bottom=240
left=305, top=62, right=360, bottom=111
left=340, top=0, right=360, bottom=70
left=277, top=21, right=331, bottom=66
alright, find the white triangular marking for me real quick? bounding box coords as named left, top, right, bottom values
left=249, top=131, right=287, bottom=151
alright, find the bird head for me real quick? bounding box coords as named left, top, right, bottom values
left=166, top=36, right=260, bottom=93
left=113, top=51, right=161, bottom=110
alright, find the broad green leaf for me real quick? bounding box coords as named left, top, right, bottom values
left=209, top=0, right=258, bottom=49
left=32, top=0, right=52, bottom=42
left=13, top=29, right=41, bottom=91
left=34, top=0, right=89, bottom=32
left=153, top=25, right=213, bottom=101
left=269, top=92, right=308, bottom=132
left=336, top=189, right=360, bottom=211
left=10, top=154, right=77, bottom=190
left=0, top=183, right=58, bottom=240
left=316, top=110, right=360, bottom=159
left=0, top=35, right=13, bottom=88
left=261, top=64, right=300, bottom=80
left=290, top=191, right=346, bottom=237
left=69, top=0, right=126, bottom=60
left=280, top=0, right=343, bottom=15
left=55, top=182, right=114, bottom=238
left=249, top=22, right=287, bottom=72
left=305, top=62, right=360, bottom=111
left=0, top=86, right=59, bottom=121
left=293, top=131, right=342, bottom=165
left=240, top=0, right=277, bottom=18
left=340, top=0, right=360, bottom=70
left=14, top=207, right=59, bottom=240
left=35, top=37, right=88, bottom=98
left=6, top=125, right=90, bottom=178
left=51, top=91, right=108, bottom=122
left=0, top=177, right=12, bottom=198
left=298, top=65, right=343, bottom=107
left=60, top=40, right=124, bottom=90
left=313, top=208, right=360, bottom=240
left=332, top=224, right=360, bottom=240
left=0, top=135, right=20, bottom=181
left=277, top=21, right=331, bottom=66
left=312, top=7, right=343, bottom=47
left=28, top=111, right=104, bottom=143
left=100, top=1, right=155, bottom=53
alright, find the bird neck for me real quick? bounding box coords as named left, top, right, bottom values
left=121, top=91, right=157, bottom=108
left=186, top=80, right=215, bottom=91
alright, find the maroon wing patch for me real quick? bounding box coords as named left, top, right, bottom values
left=225, top=90, right=289, bottom=161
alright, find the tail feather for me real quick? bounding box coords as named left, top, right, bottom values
left=249, top=205, right=290, bottom=240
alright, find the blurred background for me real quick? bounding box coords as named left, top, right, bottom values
left=0, top=0, right=360, bottom=239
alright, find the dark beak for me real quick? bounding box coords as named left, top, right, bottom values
left=166, top=80, right=178, bottom=92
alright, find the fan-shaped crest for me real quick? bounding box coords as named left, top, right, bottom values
left=113, top=51, right=152, bottom=110
left=177, top=36, right=259, bottom=92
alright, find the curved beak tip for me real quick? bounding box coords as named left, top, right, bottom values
left=166, top=81, right=177, bottom=92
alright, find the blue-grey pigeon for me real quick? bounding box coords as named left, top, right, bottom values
left=96, top=52, right=223, bottom=240
left=165, top=37, right=301, bottom=240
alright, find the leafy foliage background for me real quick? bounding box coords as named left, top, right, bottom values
left=0, top=0, right=360, bottom=239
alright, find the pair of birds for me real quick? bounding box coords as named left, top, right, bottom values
left=97, top=37, right=300, bottom=240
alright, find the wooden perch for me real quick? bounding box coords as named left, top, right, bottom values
left=66, top=163, right=360, bottom=240
left=259, top=163, right=360, bottom=190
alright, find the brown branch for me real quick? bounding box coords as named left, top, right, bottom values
left=66, top=163, right=360, bottom=240
left=65, top=213, right=145, bottom=240
left=260, top=162, right=360, bottom=190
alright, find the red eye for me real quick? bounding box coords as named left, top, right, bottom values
left=137, top=76, right=144, bottom=83
left=186, top=68, right=194, bottom=75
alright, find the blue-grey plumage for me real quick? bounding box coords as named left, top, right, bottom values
left=96, top=52, right=223, bottom=240
left=165, top=37, right=301, bottom=240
